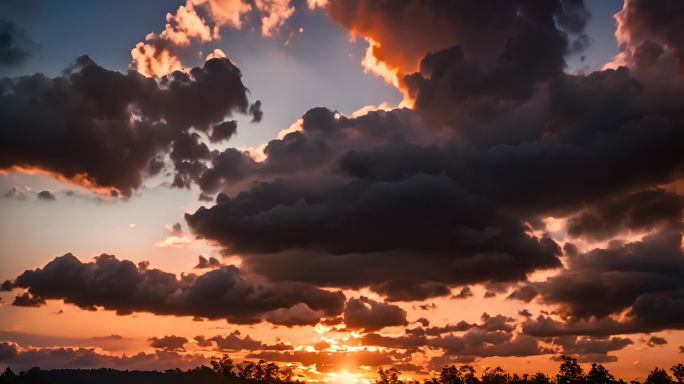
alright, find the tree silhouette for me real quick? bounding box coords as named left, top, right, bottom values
left=586, top=363, right=617, bottom=384
left=0, top=369, right=15, bottom=379
left=671, top=365, right=684, bottom=384
left=1, top=355, right=683, bottom=384
left=378, top=367, right=404, bottom=384
left=556, top=356, right=585, bottom=384
left=211, top=354, right=236, bottom=379
left=482, top=367, right=509, bottom=384
left=645, top=368, right=672, bottom=384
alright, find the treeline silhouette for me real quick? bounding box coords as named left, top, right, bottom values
left=1, top=355, right=683, bottom=384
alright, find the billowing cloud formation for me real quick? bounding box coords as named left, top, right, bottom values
left=0, top=342, right=206, bottom=372
left=11, top=253, right=345, bottom=324
left=131, top=0, right=300, bottom=77
left=148, top=335, right=189, bottom=351
left=181, top=0, right=684, bottom=319
left=0, top=19, right=37, bottom=66
left=0, top=56, right=260, bottom=196
left=326, top=0, right=589, bottom=91
left=205, top=330, right=265, bottom=351
left=343, top=296, right=408, bottom=331
left=608, top=0, right=684, bottom=70
left=522, top=230, right=684, bottom=337
left=551, top=336, right=633, bottom=363
left=194, top=255, right=222, bottom=269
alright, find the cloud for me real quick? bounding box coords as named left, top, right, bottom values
left=533, top=229, right=684, bottom=321
left=342, top=296, right=408, bottom=332
left=425, top=321, right=477, bottom=336
left=646, top=336, right=667, bottom=347
left=452, top=287, right=473, bottom=299
left=148, top=335, right=189, bottom=351
left=507, top=285, right=539, bottom=303
left=1, top=280, right=13, bottom=291
left=12, top=253, right=345, bottom=324
left=194, top=255, right=222, bottom=269
left=429, top=327, right=548, bottom=363
left=36, top=190, right=56, bottom=201
left=0, top=55, right=259, bottom=197
left=265, top=303, right=322, bottom=326
left=325, top=0, right=589, bottom=98
left=208, top=331, right=263, bottom=351
left=0, top=19, right=37, bottom=66
left=566, top=189, right=684, bottom=242
left=0, top=342, right=206, bottom=372
left=360, top=329, right=427, bottom=351
left=550, top=335, right=633, bottom=363
left=130, top=0, right=303, bottom=77
left=608, top=0, right=684, bottom=70
left=12, top=292, right=45, bottom=307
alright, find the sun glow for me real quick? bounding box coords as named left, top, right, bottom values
left=323, top=370, right=371, bottom=384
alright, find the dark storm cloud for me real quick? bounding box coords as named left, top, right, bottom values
left=209, top=331, right=262, bottom=351
left=360, top=329, right=427, bottom=351
left=187, top=155, right=563, bottom=297
left=186, top=44, right=684, bottom=303
left=0, top=19, right=37, bottom=66
left=343, top=296, right=408, bottom=331
left=1, top=280, right=13, bottom=291
left=0, top=55, right=259, bottom=196
left=210, top=120, right=238, bottom=143
left=518, top=309, right=533, bottom=318
left=566, top=189, right=684, bottom=242
left=550, top=336, right=632, bottom=363
left=521, top=229, right=684, bottom=338
left=507, top=285, right=539, bottom=303
left=429, top=327, right=548, bottom=362
left=194, top=255, right=222, bottom=269
left=615, top=0, right=684, bottom=68
left=12, top=253, right=345, bottom=324
left=0, top=342, right=206, bottom=372
left=425, top=321, right=477, bottom=337
left=453, top=287, right=473, bottom=299
left=148, top=335, right=188, bottom=351
left=265, top=303, right=322, bottom=326
left=12, top=292, right=45, bottom=307
left=534, top=230, right=684, bottom=320
left=326, top=0, right=588, bottom=77
left=646, top=336, right=667, bottom=347
left=36, top=190, right=55, bottom=201
left=360, top=312, right=534, bottom=357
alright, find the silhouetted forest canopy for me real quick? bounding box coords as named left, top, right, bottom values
left=1, top=355, right=683, bottom=384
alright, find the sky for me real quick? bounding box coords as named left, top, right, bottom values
left=1, top=0, right=684, bottom=381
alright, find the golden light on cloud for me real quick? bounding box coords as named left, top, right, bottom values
left=154, top=235, right=194, bottom=248
left=255, top=0, right=295, bottom=37
left=205, top=48, right=228, bottom=61
left=2, top=165, right=120, bottom=196
left=131, top=39, right=185, bottom=78
left=160, top=1, right=216, bottom=46
left=361, top=38, right=400, bottom=88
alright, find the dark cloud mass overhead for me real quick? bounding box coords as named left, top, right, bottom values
left=11, top=253, right=345, bottom=324
left=0, top=55, right=259, bottom=196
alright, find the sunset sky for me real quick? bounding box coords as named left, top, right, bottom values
left=1, top=0, right=684, bottom=381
